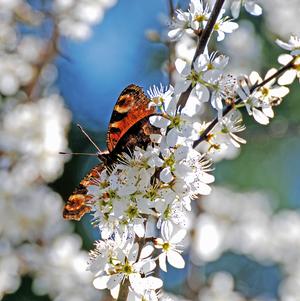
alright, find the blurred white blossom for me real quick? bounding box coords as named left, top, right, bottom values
left=263, top=0, right=300, bottom=36
left=0, top=0, right=118, bottom=300
left=0, top=95, right=71, bottom=182
left=54, top=0, right=117, bottom=40
left=199, top=272, right=246, bottom=301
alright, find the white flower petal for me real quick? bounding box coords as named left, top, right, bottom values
left=149, top=116, right=170, bottom=128
left=217, top=30, right=225, bottom=41
left=262, top=107, right=274, bottom=118
left=170, top=229, right=187, bottom=244
left=167, top=250, right=185, bottom=269
left=245, top=2, right=262, bottom=16
left=175, top=79, right=191, bottom=94
left=194, top=54, right=209, bottom=72
left=193, top=181, right=212, bottom=195
left=150, top=133, right=162, bottom=144
left=162, top=221, right=173, bottom=241
left=145, top=276, right=163, bottom=290
left=276, top=39, right=293, bottom=51
left=269, top=86, right=289, bottom=98
left=174, top=145, right=189, bottom=161
left=159, top=253, right=167, bottom=272
left=111, top=285, right=120, bottom=299
left=107, top=274, right=123, bottom=290
left=166, top=128, right=181, bottom=147
left=129, top=274, right=144, bottom=295
left=140, top=245, right=154, bottom=259
left=221, top=21, right=239, bottom=33
left=160, top=167, right=174, bottom=183
left=195, top=84, right=210, bottom=102
left=231, top=1, right=241, bottom=18
left=175, top=58, right=189, bottom=75
left=93, top=275, right=109, bottom=289
left=252, top=108, right=269, bottom=125
left=168, top=28, right=182, bottom=40
left=131, top=243, right=140, bottom=261
left=134, top=222, right=145, bottom=238
left=140, top=260, right=156, bottom=274
left=278, top=54, right=293, bottom=65
left=277, top=70, right=297, bottom=86
left=249, top=71, right=262, bottom=85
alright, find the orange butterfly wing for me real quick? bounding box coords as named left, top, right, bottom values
left=106, top=84, right=155, bottom=153
left=63, top=164, right=104, bottom=220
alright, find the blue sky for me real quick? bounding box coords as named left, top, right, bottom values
left=57, top=0, right=167, bottom=130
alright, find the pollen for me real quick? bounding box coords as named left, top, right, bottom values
left=194, top=14, right=207, bottom=22
left=122, top=261, right=133, bottom=275
left=261, top=86, right=269, bottom=97
left=214, top=22, right=220, bottom=31
left=162, top=242, right=170, bottom=252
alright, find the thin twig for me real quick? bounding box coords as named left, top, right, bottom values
left=176, top=0, right=226, bottom=111
left=167, top=0, right=176, bottom=86
left=192, top=57, right=297, bottom=148
left=168, top=0, right=175, bottom=18
left=24, top=23, right=59, bottom=100
left=117, top=278, right=130, bottom=301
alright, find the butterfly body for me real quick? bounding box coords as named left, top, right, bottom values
left=63, top=84, right=158, bottom=220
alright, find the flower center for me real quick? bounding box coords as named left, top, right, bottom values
left=170, top=115, right=181, bottom=128
left=221, top=126, right=229, bottom=134
left=144, top=187, right=158, bottom=201
left=207, top=62, right=214, bottom=70
left=164, top=154, right=175, bottom=168
left=214, top=23, right=220, bottom=31
left=108, top=189, right=117, bottom=199
left=187, top=70, right=200, bottom=85
left=162, top=242, right=170, bottom=252
left=260, top=86, right=269, bottom=97
left=194, top=14, right=207, bottom=22
left=122, top=261, right=133, bottom=275
left=126, top=205, right=138, bottom=219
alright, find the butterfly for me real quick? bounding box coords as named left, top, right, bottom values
left=63, top=84, right=158, bottom=220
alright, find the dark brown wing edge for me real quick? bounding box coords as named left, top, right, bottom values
left=63, top=164, right=105, bottom=221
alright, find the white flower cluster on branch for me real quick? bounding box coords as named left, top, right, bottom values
left=84, top=1, right=300, bottom=300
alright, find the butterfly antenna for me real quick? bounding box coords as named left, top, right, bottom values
left=76, top=124, right=102, bottom=153
left=59, top=151, right=98, bottom=156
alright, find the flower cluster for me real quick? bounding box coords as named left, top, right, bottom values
left=236, top=69, right=289, bottom=125
left=168, top=0, right=238, bottom=41
left=87, top=87, right=217, bottom=298
left=85, top=1, right=300, bottom=300
left=175, top=53, right=232, bottom=114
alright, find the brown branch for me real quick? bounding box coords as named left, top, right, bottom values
left=117, top=278, right=130, bottom=301
left=192, top=57, right=297, bottom=148
left=176, top=0, right=226, bottom=111
left=23, top=24, right=60, bottom=100
left=168, top=0, right=175, bottom=18
left=167, top=0, right=176, bottom=86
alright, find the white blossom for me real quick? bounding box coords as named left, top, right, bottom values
left=213, top=9, right=239, bottom=42
left=155, top=223, right=186, bottom=272
left=236, top=69, right=289, bottom=125
left=276, top=35, right=300, bottom=56
left=230, top=0, right=262, bottom=18
left=277, top=54, right=300, bottom=85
